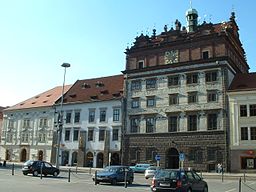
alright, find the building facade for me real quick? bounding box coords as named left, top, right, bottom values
left=228, top=73, right=256, bottom=172
left=0, top=86, right=71, bottom=162
left=52, top=75, right=124, bottom=168
left=122, top=8, right=249, bottom=171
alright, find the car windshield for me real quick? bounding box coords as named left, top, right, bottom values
left=155, top=170, right=179, bottom=179
left=147, top=166, right=157, bottom=170
left=103, top=167, right=119, bottom=172
left=24, top=160, right=34, bottom=166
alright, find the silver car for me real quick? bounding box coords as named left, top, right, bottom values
left=145, top=166, right=158, bottom=179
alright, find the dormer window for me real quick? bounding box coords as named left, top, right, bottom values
left=96, top=81, right=104, bottom=87
left=138, top=60, right=144, bottom=69
left=81, top=83, right=90, bottom=89
left=202, top=51, right=209, bottom=59
left=90, top=95, right=98, bottom=100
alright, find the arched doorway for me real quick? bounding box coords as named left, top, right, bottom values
left=5, top=149, right=10, bottom=160
left=86, top=152, right=93, bottom=167
left=71, top=151, right=78, bottom=166
left=96, top=152, right=104, bottom=168
left=20, top=148, right=27, bottom=162
left=38, top=150, right=43, bottom=161
left=165, top=148, right=179, bottom=169
left=111, top=153, right=120, bottom=165
left=61, top=151, right=69, bottom=166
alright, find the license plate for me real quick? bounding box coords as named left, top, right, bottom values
left=160, top=183, right=170, bottom=187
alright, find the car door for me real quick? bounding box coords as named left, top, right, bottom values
left=117, top=167, right=125, bottom=181
left=192, top=171, right=205, bottom=191
left=43, top=162, right=53, bottom=175
left=186, top=171, right=202, bottom=191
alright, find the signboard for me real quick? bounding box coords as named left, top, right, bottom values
left=155, top=154, right=160, bottom=161
left=179, top=153, right=185, bottom=161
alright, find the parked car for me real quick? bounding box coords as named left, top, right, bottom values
left=130, top=163, right=151, bottom=173
left=145, top=166, right=158, bottom=179
left=151, top=169, right=208, bottom=192
left=92, top=165, right=134, bottom=185
left=22, top=160, right=60, bottom=177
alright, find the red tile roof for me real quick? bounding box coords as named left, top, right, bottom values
left=61, top=74, right=124, bottom=104
left=5, top=85, right=72, bottom=111
left=228, top=73, right=256, bottom=92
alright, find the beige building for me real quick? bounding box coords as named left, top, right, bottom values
left=228, top=73, right=256, bottom=172
left=0, top=85, right=71, bottom=162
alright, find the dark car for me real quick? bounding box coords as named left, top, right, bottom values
left=92, top=165, right=134, bottom=185
left=22, top=160, right=60, bottom=177
left=151, top=169, right=208, bottom=192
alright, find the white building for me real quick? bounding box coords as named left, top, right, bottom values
left=228, top=73, right=256, bottom=172
left=0, top=85, right=71, bottom=162
left=54, top=75, right=124, bottom=168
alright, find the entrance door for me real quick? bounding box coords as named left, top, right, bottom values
left=20, top=149, right=27, bottom=162
left=5, top=150, right=10, bottom=160
left=165, top=148, right=179, bottom=169
left=111, top=153, right=120, bottom=165
left=71, top=151, right=78, bottom=166
left=96, top=153, right=104, bottom=168
left=86, top=152, right=93, bottom=167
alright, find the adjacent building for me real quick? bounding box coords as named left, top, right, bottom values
left=52, top=75, right=124, bottom=168
left=122, top=8, right=249, bottom=171
left=0, top=86, right=71, bottom=162
left=228, top=73, right=256, bottom=172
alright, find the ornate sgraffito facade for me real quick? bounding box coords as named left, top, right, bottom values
left=122, top=8, right=249, bottom=171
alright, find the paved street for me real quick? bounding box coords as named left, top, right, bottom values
left=1, top=167, right=256, bottom=192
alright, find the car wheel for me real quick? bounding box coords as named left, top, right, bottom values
left=111, top=178, right=117, bottom=185
left=145, top=177, right=148, bottom=179
left=203, top=186, right=208, bottom=192
left=128, top=179, right=133, bottom=185
left=53, top=171, right=58, bottom=177
left=33, top=170, right=39, bottom=177
left=187, top=188, right=192, bottom=192
left=23, top=172, right=28, bottom=175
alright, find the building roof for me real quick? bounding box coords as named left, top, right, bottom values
left=228, top=73, right=256, bottom=92
left=59, top=74, right=124, bottom=104
left=5, top=85, right=72, bottom=111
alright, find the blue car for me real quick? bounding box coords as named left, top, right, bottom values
left=130, top=163, right=151, bottom=173
left=92, top=165, right=134, bottom=185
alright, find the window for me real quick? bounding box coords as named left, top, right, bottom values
left=66, top=112, right=72, bottom=123
left=130, top=148, right=137, bottom=160
left=207, top=147, right=217, bottom=161
left=21, top=133, right=29, bottom=142
left=100, top=109, right=106, bottom=122
left=8, top=120, right=14, bottom=128
left=240, top=105, right=247, bottom=117
left=168, top=116, right=178, bottom=132
left=130, top=117, right=140, bottom=133
left=188, top=92, right=198, bottom=103
left=188, top=115, right=197, bottom=131
left=207, top=114, right=217, bottom=130
left=113, top=108, right=120, bottom=122
left=73, top=129, right=79, bottom=141
left=147, top=96, right=155, bottom=107
left=251, top=127, right=256, bottom=140
left=131, top=80, right=141, bottom=91
left=206, top=71, right=217, bottom=82
left=138, top=60, right=144, bottom=69
left=202, top=51, right=209, bottom=59
left=89, top=110, right=95, bottom=123
left=241, top=127, right=248, bottom=140
left=188, top=147, right=203, bottom=163
left=39, top=118, right=47, bottom=127
left=99, top=129, right=105, bottom=141
left=6, top=133, right=13, bottom=143
left=186, top=73, right=198, bottom=84
left=112, top=129, right=119, bottom=141
left=207, top=91, right=217, bottom=102
left=74, top=111, right=80, bottom=123
left=250, top=105, right=256, bottom=116
left=146, top=117, right=155, bottom=133
left=146, top=148, right=156, bottom=161
left=88, top=129, right=94, bottom=141
left=38, top=133, right=46, bottom=142
left=65, top=129, right=71, bottom=141
left=168, top=76, right=179, bottom=86
left=146, top=78, right=157, bottom=89
left=131, top=98, right=140, bottom=108
left=169, top=94, right=179, bottom=105
left=23, top=119, right=30, bottom=128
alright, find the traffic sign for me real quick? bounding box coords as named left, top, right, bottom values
left=155, top=154, right=160, bottom=161
left=179, top=153, right=185, bottom=161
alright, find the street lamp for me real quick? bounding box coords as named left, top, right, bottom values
left=56, top=62, right=71, bottom=168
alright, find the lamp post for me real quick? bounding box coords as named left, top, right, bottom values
left=56, top=63, right=70, bottom=169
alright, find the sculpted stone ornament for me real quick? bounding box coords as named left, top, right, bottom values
left=165, top=50, right=179, bottom=64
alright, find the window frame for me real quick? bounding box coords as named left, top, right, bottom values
left=186, top=73, right=198, bottom=84
left=146, top=78, right=157, bottom=89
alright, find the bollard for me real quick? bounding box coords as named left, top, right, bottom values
left=12, top=163, right=14, bottom=175
left=244, top=170, right=246, bottom=182
left=239, top=177, right=241, bottom=192
left=94, top=171, right=97, bottom=185
left=200, top=171, right=202, bottom=178
left=40, top=163, right=43, bottom=179
left=124, top=170, right=127, bottom=188
left=221, top=170, right=224, bottom=182
left=89, top=167, right=92, bottom=175
left=76, top=165, right=78, bottom=174
left=68, top=169, right=71, bottom=182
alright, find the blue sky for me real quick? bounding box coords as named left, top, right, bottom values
left=0, top=0, right=255, bottom=107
